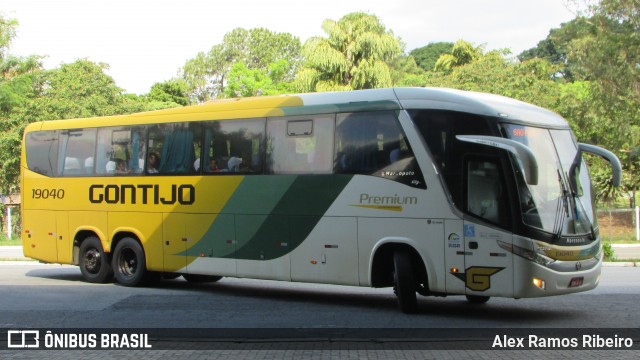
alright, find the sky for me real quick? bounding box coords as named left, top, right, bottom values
left=2, top=0, right=577, bottom=95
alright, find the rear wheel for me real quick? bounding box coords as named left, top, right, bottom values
left=79, top=237, right=113, bottom=283
left=393, top=251, right=418, bottom=313
left=112, top=237, right=147, bottom=287
left=183, top=274, right=222, bottom=283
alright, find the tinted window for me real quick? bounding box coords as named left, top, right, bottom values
left=201, top=118, right=265, bottom=173
left=335, top=111, right=424, bottom=188
left=409, top=109, right=496, bottom=201
left=147, top=123, right=196, bottom=174
left=59, top=128, right=97, bottom=176
left=96, top=126, right=146, bottom=176
left=25, top=130, right=59, bottom=176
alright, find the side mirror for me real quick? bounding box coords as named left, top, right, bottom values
left=456, top=135, right=538, bottom=185
left=578, top=143, right=623, bottom=187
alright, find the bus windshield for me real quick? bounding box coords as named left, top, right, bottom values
left=503, top=124, right=596, bottom=238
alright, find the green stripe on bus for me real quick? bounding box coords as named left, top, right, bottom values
left=182, top=175, right=352, bottom=260
left=234, top=175, right=352, bottom=260
left=182, top=176, right=296, bottom=258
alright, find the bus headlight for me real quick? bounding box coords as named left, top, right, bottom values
left=498, top=240, right=554, bottom=267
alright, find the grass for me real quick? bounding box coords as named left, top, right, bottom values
left=605, top=233, right=639, bottom=244
left=0, top=235, right=22, bottom=246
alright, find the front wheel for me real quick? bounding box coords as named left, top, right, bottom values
left=112, top=237, right=147, bottom=287
left=393, top=251, right=418, bottom=313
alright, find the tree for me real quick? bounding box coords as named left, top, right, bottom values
left=518, top=18, right=593, bottom=81
left=147, top=79, right=189, bottom=106
left=433, top=40, right=484, bottom=73
left=23, top=59, right=124, bottom=121
left=0, top=15, right=43, bottom=195
left=426, top=49, right=563, bottom=109
left=410, top=42, right=454, bottom=71
left=180, top=28, right=301, bottom=102
left=295, top=12, right=403, bottom=92
left=224, top=60, right=295, bottom=98
left=0, top=16, right=42, bottom=115
left=565, top=0, right=640, bottom=205
left=0, top=15, right=18, bottom=56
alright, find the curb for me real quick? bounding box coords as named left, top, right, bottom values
left=603, top=262, right=639, bottom=267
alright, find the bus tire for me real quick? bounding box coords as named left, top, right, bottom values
left=112, top=237, right=147, bottom=287
left=465, top=295, right=490, bottom=304
left=393, top=250, right=418, bottom=313
left=183, top=274, right=222, bottom=283
left=79, top=237, right=113, bottom=283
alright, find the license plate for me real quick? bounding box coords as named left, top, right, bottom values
left=569, top=277, right=584, bottom=288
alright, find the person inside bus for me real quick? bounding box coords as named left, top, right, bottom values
left=227, top=156, right=242, bottom=172
left=147, top=152, right=160, bottom=174
left=115, top=159, right=129, bottom=175
left=206, top=159, right=220, bottom=173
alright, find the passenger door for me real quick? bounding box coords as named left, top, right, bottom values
left=462, top=222, right=513, bottom=297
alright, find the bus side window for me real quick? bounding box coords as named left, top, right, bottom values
left=202, top=118, right=265, bottom=174
left=266, top=115, right=333, bottom=174
left=335, top=111, right=425, bottom=188
left=95, top=126, right=145, bottom=176
left=147, top=123, right=198, bottom=175
left=58, top=128, right=96, bottom=177
left=25, top=131, right=60, bottom=176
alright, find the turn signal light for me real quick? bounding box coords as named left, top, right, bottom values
left=533, top=277, right=546, bottom=290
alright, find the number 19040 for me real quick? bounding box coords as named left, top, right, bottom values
left=32, top=188, right=65, bottom=199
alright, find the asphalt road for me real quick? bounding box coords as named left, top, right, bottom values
left=1, top=250, right=639, bottom=359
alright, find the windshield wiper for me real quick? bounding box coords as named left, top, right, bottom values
left=568, top=154, right=597, bottom=239
left=553, top=169, right=569, bottom=238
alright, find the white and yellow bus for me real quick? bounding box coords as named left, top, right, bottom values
left=21, top=87, right=621, bottom=313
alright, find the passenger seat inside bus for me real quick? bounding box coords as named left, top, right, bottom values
left=63, top=157, right=82, bottom=176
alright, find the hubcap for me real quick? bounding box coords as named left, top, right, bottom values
left=83, top=249, right=100, bottom=274
left=118, top=248, right=137, bottom=278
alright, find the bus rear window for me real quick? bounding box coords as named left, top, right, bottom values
left=25, top=130, right=59, bottom=176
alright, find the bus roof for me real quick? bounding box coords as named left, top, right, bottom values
left=392, top=87, right=569, bottom=128
left=28, top=87, right=569, bottom=131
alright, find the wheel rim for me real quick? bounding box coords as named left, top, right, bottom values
left=117, top=247, right=138, bottom=278
left=83, top=248, right=101, bottom=274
